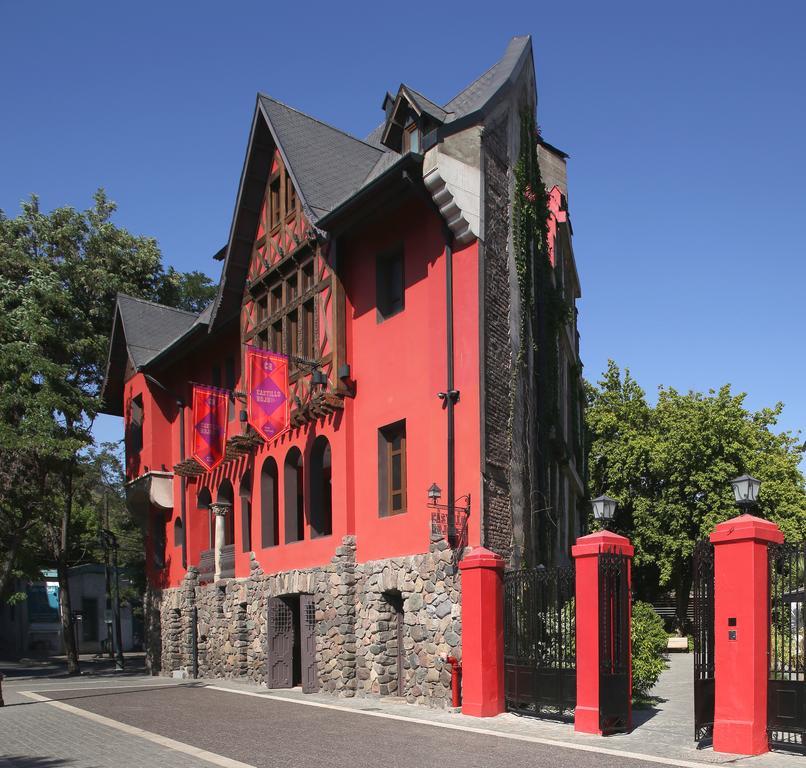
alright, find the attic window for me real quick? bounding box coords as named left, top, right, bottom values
left=402, top=122, right=420, bottom=154
left=285, top=179, right=297, bottom=219
left=269, top=176, right=281, bottom=229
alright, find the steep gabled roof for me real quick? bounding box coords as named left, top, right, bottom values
left=258, top=96, right=383, bottom=220
left=444, top=35, right=532, bottom=120
left=209, top=36, right=534, bottom=333
left=100, top=294, right=205, bottom=415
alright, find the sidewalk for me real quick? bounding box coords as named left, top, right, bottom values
left=1, top=652, right=146, bottom=681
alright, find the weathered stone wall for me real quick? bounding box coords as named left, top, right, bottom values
left=146, top=534, right=463, bottom=708
left=481, top=118, right=514, bottom=561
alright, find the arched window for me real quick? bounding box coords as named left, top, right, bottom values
left=261, top=458, right=279, bottom=548
left=174, top=517, right=184, bottom=548
left=197, top=487, right=212, bottom=548
left=217, top=479, right=235, bottom=546
left=309, top=436, right=332, bottom=538
left=239, top=471, right=252, bottom=552
left=284, top=447, right=304, bottom=543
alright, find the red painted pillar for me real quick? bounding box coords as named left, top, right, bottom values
left=711, top=514, right=783, bottom=755
left=459, top=547, right=505, bottom=717
left=572, top=530, right=634, bottom=735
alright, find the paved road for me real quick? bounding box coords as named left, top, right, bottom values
left=3, top=681, right=671, bottom=768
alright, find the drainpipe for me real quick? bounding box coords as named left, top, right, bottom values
left=143, top=374, right=186, bottom=569
left=402, top=171, right=459, bottom=544
left=441, top=230, right=459, bottom=546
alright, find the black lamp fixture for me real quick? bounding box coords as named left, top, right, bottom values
left=730, top=474, right=761, bottom=513
left=592, top=494, right=618, bottom=529
left=428, top=483, right=442, bottom=503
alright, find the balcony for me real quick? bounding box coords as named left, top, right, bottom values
left=219, top=544, right=236, bottom=579
left=198, top=549, right=215, bottom=582
left=197, top=545, right=235, bottom=582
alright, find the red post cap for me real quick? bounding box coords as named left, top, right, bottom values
left=572, top=529, right=634, bottom=558
left=458, top=546, right=506, bottom=571
left=710, top=514, right=784, bottom=545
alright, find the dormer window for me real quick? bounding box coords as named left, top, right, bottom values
left=402, top=121, right=420, bottom=154
left=380, top=86, right=444, bottom=154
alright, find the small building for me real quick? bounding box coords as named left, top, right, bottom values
left=0, top=567, right=138, bottom=658
left=101, top=35, right=585, bottom=706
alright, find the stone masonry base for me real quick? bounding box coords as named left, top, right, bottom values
left=144, top=534, right=463, bottom=707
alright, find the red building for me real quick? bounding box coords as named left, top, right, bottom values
left=102, top=35, right=585, bottom=705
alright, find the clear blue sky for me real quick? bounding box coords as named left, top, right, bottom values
left=2, top=1, right=804, bottom=462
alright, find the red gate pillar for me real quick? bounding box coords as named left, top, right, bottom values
left=711, top=514, right=783, bottom=755
left=459, top=547, right=505, bottom=717
left=572, top=530, right=634, bottom=735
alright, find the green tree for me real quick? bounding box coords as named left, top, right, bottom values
left=0, top=190, right=214, bottom=672
left=587, top=361, right=806, bottom=631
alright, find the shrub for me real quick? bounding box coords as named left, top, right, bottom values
left=632, top=600, right=668, bottom=696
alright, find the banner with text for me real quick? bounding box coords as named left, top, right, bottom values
left=246, top=346, right=290, bottom=442
left=192, top=384, right=228, bottom=471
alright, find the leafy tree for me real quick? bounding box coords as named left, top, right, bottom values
left=0, top=190, right=214, bottom=672
left=587, top=361, right=806, bottom=631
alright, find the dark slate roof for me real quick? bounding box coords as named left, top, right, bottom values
left=100, top=294, right=206, bottom=415
left=258, top=96, right=383, bottom=220
left=443, top=35, right=532, bottom=119
left=117, top=294, right=199, bottom=368
left=121, top=297, right=199, bottom=366
left=401, top=86, right=449, bottom=123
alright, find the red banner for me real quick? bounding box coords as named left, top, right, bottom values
left=246, top=346, right=290, bottom=442
left=192, top=385, right=228, bottom=471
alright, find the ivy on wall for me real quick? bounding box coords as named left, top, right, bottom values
left=511, top=108, right=568, bottom=439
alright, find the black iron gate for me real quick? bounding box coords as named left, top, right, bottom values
left=768, top=541, right=806, bottom=750
left=504, top=565, right=576, bottom=718
left=693, top=539, right=715, bottom=741
left=598, top=549, right=630, bottom=734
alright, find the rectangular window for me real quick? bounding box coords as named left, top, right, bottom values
left=302, top=261, right=314, bottom=293
left=287, top=309, right=299, bottom=358
left=257, top=329, right=269, bottom=350
left=271, top=321, right=283, bottom=354
left=286, top=275, right=298, bottom=304
left=378, top=420, right=407, bottom=516
left=302, top=300, right=315, bottom=360
left=270, top=283, right=283, bottom=315
left=129, top=395, right=144, bottom=454
left=285, top=179, right=297, bottom=218
left=269, top=177, right=281, bottom=229
left=376, top=246, right=404, bottom=321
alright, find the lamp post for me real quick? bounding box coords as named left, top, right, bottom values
left=730, top=474, right=761, bottom=514
left=592, top=494, right=618, bottom=530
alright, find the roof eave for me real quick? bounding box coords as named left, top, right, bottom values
left=316, top=153, right=424, bottom=235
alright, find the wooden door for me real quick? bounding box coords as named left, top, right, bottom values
left=267, top=597, right=293, bottom=688
left=300, top=593, right=317, bottom=693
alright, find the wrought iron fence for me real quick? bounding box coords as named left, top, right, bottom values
left=598, top=548, right=630, bottom=734
left=503, top=565, right=576, bottom=718
left=768, top=542, right=806, bottom=750
left=693, top=539, right=715, bottom=741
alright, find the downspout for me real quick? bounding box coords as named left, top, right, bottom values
left=443, top=228, right=458, bottom=545
left=143, top=373, right=187, bottom=569
left=402, top=170, right=460, bottom=545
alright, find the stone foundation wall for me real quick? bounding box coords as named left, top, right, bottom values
left=144, top=534, right=463, bottom=708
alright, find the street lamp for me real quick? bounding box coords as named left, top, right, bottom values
left=730, top=474, right=761, bottom=512
left=427, top=483, right=442, bottom=504
left=592, top=495, right=618, bottom=529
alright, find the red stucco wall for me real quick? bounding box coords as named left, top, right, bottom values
left=124, top=195, right=482, bottom=589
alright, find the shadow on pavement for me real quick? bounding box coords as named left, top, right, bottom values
left=0, top=758, right=76, bottom=767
